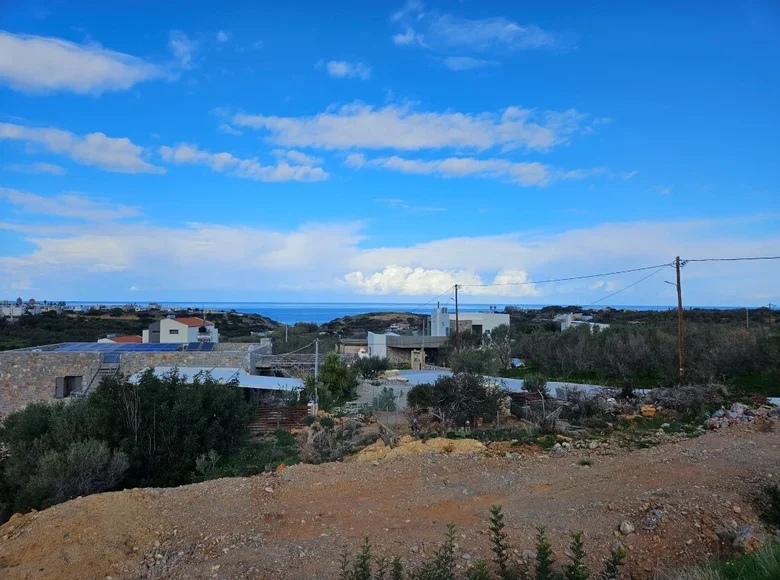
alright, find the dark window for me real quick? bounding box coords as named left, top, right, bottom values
left=55, top=375, right=82, bottom=398
left=169, top=329, right=179, bottom=335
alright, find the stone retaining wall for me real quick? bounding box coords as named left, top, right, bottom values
left=118, top=351, right=249, bottom=376
left=0, top=352, right=102, bottom=415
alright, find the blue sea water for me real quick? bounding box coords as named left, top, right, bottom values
left=64, top=301, right=683, bottom=325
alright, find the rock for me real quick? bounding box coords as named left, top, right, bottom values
left=732, top=505, right=741, bottom=514
left=589, top=441, right=599, bottom=450
left=371, top=460, right=380, bottom=466
left=462, top=553, right=471, bottom=560
left=661, top=423, right=671, bottom=429
left=611, top=541, right=624, bottom=553
left=410, top=544, right=420, bottom=553
left=522, top=549, right=537, bottom=561
left=264, top=487, right=274, bottom=493
left=619, top=520, right=635, bottom=535
left=733, top=525, right=761, bottom=552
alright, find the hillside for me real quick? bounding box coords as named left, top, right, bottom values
left=320, top=311, right=424, bottom=336
left=0, top=310, right=279, bottom=351
left=1, top=425, right=777, bottom=579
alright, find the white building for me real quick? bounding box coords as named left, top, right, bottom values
left=560, top=313, right=610, bottom=332
left=429, top=307, right=510, bottom=337
left=142, top=317, right=219, bottom=344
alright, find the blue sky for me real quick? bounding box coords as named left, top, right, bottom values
left=1, top=0, right=778, bottom=306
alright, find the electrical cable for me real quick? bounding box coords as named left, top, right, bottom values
left=587, top=266, right=668, bottom=306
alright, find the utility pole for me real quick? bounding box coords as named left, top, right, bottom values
left=314, top=338, right=319, bottom=405
left=420, top=314, right=425, bottom=371
left=746, top=308, right=749, bottom=329
left=675, top=256, right=685, bottom=378
left=454, top=284, right=461, bottom=353
left=285, top=324, right=288, bottom=343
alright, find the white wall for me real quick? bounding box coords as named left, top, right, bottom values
left=367, top=332, right=387, bottom=358
left=159, top=319, right=189, bottom=343
left=430, top=307, right=451, bottom=337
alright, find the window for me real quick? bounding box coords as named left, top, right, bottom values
left=169, top=329, right=179, bottom=334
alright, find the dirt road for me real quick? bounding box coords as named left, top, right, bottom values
left=1, top=425, right=778, bottom=579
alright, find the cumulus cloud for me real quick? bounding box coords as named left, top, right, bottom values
left=216, top=30, right=230, bottom=43
left=159, top=143, right=328, bottom=182
left=0, top=122, right=164, bottom=174
left=218, top=123, right=242, bottom=136
left=344, top=266, right=539, bottom=296
left=5, top=162, right=66, bottom=175
left=233, top=103, right=586, bottom=152
left=324, top=60, right=371, bottom=80
left=168, top=30, right=198, bottom=68
left=0, top=188, right=142, bottom=221
left=392, top=28, right=426, bottom=47
left=0, top=31, right=168, bottom=94
left=0, top=207, right=778, bottom=304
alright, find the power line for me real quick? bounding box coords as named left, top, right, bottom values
left=458, top=262, right=674, bottom=288
left=406, top=286, right=455, bottom=313
left=685, top=256, right=780, bottom=263
left=587, top=266, right=667, bottom=306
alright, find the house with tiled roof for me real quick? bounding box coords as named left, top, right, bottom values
left=142, top=317, right=219, bottom=344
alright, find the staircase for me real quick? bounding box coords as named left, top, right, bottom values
left=74, top=362, right=120, bottom=397
left=248, top=405, right=309, bottom=436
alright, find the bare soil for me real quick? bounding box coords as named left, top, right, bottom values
left=1, top=425, right=778, bottom=579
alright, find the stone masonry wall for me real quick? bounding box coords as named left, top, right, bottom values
left=0, top=352, right=102, bottom=416
left=118, top=351, right=248, bottom=376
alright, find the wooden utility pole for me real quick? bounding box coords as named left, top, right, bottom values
left=454, top=284, right=461, bottom=353
left=675, top=256, right=685, bottom=378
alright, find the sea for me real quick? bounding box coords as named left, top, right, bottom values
left=63, top=301, right=687, bottom=325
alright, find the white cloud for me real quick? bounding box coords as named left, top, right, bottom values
left=0, top=188, right=142, bottom=221
left=216, top=30, right=230, bottom=43
left=442, top=56, right=498, bottom=70
left=349, top=154, right=554, bottom=186
left=390, top=4, right=567, bottom=54
left=0, top=31, right=168, bottom=94
left=218, top=123, right=242, bottom=136
left=5, top=162, right=66, bottom=175
left=168, top=30, right=198, bottom=69
left=159, top=143, right=328, bottom=182
left=0, top=122, right=164, bottom=174
left=392, top=28, right=426, bottom=47
left=654, top=185, right=673, bottom=196
left=233, top=102, right=586, bottom=152
left=344, top=266, right=539, bottom=296
left=373, top=198, right=445, bottom=212
left=324, top=60, right=371, bottom=80
left=1, top=209, right=778, bottom=304
left=129, top=285, right=139, bottom=292
left=272, top=149, right=324, bottom=165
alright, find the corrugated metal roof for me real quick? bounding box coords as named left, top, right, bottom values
left=129, top=366, right=302, bottom=391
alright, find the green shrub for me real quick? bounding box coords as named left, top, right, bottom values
left=354, top=357, right=390, bottom=380
left=373, top=387, right=398, bottom=412
left=406, top=373, right=504, bottom=427
left=523, top=375, right=549, bottom=398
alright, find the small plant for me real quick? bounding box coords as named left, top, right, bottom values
left=489, top=505, right=517, bottom=580
left=464, top=560, right=492, bottom=580
left=600, top=546, right=625, bottom=580
left=390, top=556, right=405, bottom=580
left=564, top=532, right=589, bottom=580
left=305, top=414, right=316, bottom=426
left=320, top=416, right=335, bottom=429
left=578, top=458, right=593, bottom=467
left=619, top=383, right=635, bottom=400
left=535, top=527, right=556, bottom=580
left=524, top=374, right=550, bottom=398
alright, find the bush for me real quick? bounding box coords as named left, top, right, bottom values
left=756, top=484, right=780, bottom=528
left=298, top=420, right=376, bottom=464
left=451, top=349, right=499, bottom=375
left=23, top=440, right=128, bottom=509
left=373, top=387, right=398, bottom=412
left=523, top=374, right=549, bottom=397
left=354, top=357, right=390, bottom=380
left=406, top=373, right=505, bottom=428
left=321, top=354, right=359, bottom=400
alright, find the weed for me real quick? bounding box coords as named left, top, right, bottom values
left=578, top=458, right=592, bottom=467
left=564, top=531, right=589, bottom=580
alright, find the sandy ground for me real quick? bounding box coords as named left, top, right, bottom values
left=1, top=424, right=778, bottom=579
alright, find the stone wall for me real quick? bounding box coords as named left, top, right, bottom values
left=0, top=352, right=102, bottom=415
left=118, top=350, right=249, bottom=376
left=386, top=347, right=413, bottom=367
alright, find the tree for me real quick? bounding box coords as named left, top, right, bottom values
left=486, top=324, right=515, bottom=370
left=353, top=356, right=390, bottom=380
left=320, top=353, right=358, bottom=401
left=406, top=373, right=504, bottom=428
left=450, top=348, right=499, bottom=375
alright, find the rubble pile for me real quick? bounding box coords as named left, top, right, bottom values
left=705, top=402, right=779, bottom=430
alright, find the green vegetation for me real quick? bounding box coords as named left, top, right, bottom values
left=0, top=370, right=292, bottom=523
left=338, top=506, right=625, bottom=580
left=354, top=356, right=391, bottom=380
left=406, top=373, right=504, bottom=428
left=664, top=543, right=780, bottom=580
left=0, top=309, right=277, bottom=351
